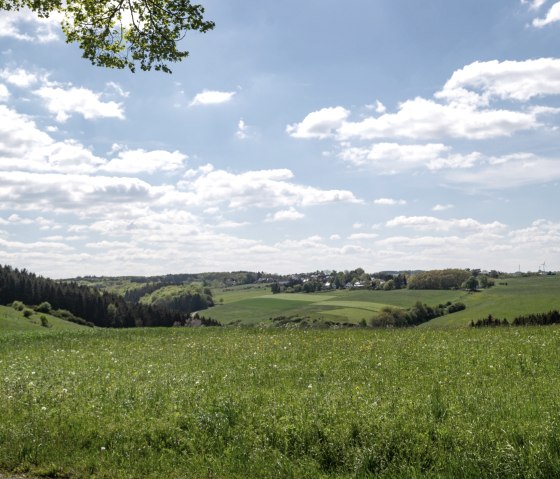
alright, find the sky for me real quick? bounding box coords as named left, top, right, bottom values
left=0, top=0, right=560, bottom=278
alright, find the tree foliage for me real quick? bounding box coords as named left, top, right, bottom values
left=0, top=0, right=215, bottom=72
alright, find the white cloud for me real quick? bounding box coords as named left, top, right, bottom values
left=386, top=215, right=507, bottom=233
left=265, top=207, right=305, bottom=222
left=522, top=0, right=548, bottom=10
left=348, top=233, right=379, bottom=240
left=290, top=99, right=543, bottom=141
left=190, top=90, right=236, bottom=106
left=286, top=106, right=349, bottom=139
left=533, top=2, right=560, bottom=26
left=0, top=9, right=62, bottom=43
left=236, top=118, right=249, bottom=139
left=373, top=198, right=407, bottom=206
left=106, top=82, right=130, bottom=98
left=34, top=86, right=125, bottom=122
left=386, top=216, right=506, bottom=233
left=432, top=204, right=454, bottom=211
left=0, top=67, right=39, bottom=88
left=339, top=142, right=479, bottom=172
left=444, top=153, right=560, bottom=189
left=175, top=167, right=361, bottom=209
left=339, top=98, right=543, bottom=140
left=366, top=100, right=387, bottom=113
left=508, top=219, right=560, bottom=246
left=0, top=171, right=155, bottom=213
left=102, top=149, right=187, bottom=174
left=0, top=105, right=105, bottom=174
left=437, top=58, right=560, bottom=102
left=289, top=58, right=560, bottom=142
left=0, top=84, right=9, bottom=102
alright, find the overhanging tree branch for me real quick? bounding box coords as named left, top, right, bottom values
left=0, top=0, right=215, bottom=73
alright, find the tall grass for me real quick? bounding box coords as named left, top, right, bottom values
left=1, top=327, right=560, bottom=478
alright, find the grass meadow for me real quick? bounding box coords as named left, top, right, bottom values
left=2, top=326, right=560, bottom=478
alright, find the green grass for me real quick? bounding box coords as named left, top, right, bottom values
left=2, top=326, right=560, bottom=478
left=0, top=305, right=89, bottom=334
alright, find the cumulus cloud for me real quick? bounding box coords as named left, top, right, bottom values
left=0, top=105, right=105, bottom=174
left=0, top=171, right=155, bottom=213
left=0, top=67, right=41, bottom=88
left=339, top=142, right=480, bottom=172
left=175, top=167, right=361, bottom=209
left=286, top=106, right=349, bottom=139
left=437, top=58, right=560, bottom=103
left=34, top=86, right=125, bottom=122
left=0, top=9, right=62, bottom=43
left=288, top=58, right=560, bottom=143
left=533, top=2, right=560, bottom=26
left=102, top=149, right=188, bottom=174
left=190, top=90, right=236, bottom=106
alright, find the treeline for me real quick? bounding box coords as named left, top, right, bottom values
left=370, top=301, right=466, bottom=328
left=0, top=265, right=196, bottom=328
left=140, top=284, right=214, bottom=313
left=123, top=282, right=167, bottom=303
left=408, top=269, right=471, bottom=290
left=471, top=310, right=560, bottom=328
left=76, top=271, right=273, bottom=289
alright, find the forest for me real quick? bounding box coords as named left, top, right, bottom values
left=0, top=264, right=215, bottom=328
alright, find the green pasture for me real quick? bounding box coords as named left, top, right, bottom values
left=426, top=275, right=560, bottom=327
left=208, top=276, right=560, bottom=328
left=0, top=305, right=88, bottom=334
left=214, top=285, right=272, bottom=304
left=2, top=326, right=560, bottom=478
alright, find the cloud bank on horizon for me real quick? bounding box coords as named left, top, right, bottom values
left=0, top=0, right=559, bottom=277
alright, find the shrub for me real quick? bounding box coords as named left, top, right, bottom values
left=11, top=300, right=24, bottom=311
left=23, top=309, right=33, bottom=318
left=35, top=301, right=52, bottom=313
left=40, top=315, right=50, bottom=328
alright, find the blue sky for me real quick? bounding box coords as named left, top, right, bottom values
left=0, top=0, right=560, bottom=277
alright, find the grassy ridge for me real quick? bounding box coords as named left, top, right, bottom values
left=2, top=327, right=560, bottom=478
left=0, top=305, right=88, bottom=333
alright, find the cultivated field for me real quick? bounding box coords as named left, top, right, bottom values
left=2, top=326, right=560, bottom=478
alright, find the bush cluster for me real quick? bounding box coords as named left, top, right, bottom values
left=370, top=301, right=466, bottom=328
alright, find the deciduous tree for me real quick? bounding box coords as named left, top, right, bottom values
left=0, top=0, right=214, bottom=72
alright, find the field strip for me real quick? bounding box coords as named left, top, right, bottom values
left=261, top=293, right=336, bottom=302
